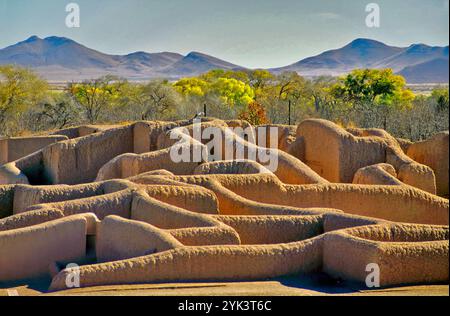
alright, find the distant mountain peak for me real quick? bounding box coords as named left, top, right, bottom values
left=185, top=51, right=209, bottom=59
left=408, top=43, right=429, bottom=48
left=0, top=35, right=447, bottom=83
left=22, top=35, right=41, bottom=43
left=349, top=38, right=383, bottom=45
left=345, top=38, right=392, bottom=49
left=272, top=38, right=448, bottom=83
left=14, top=35, right=74, bottom=48
left=44, top=36, right=74, bottom=45
left=126, top=51, right=149, bottom=56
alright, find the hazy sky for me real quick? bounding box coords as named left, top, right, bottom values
left=0, top=0, right=448, bottom=68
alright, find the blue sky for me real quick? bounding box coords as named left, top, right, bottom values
left=0, top=0, right=448, bottom=68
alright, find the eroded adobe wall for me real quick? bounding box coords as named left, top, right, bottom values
left=13, top=183, right=104, bottom=213
left=0, top=136, right=68, bottom=165
left=12, top=180, right=130, bottom=213
left=0, top=209, right=64, bottom=232
left=0, top=138, right=7, bottom=165
left=297, top=119, right=436, bottom=194
left=131, top=192, right=240, bottom=246
left=215, top=215, right=323, bottom=244
left=143, top=185, right=220, bottom=214
left=323, top=224, right=449, bottom=287
left=175, top=174, right=448, bottom=225
left=0, top=215, right=88, bottom=282
left=353, top=163, right=403, bottom=186
left=0, top=118, right=447, bottom=292
left=156, top=121, right=327, bottom=185
left=407, top=132, right=449, bottom=197
left=21, top=190, right=134, bottom=220
left=298, top=119, right=389, bottom=183
left=50, top=237, right=324, bottom=291
left=96, top=215, right=183, bottom=263
left=133, top=121, right=179, bottom=153
left=0, top=185, right=14, bottom=219
left=194, top=160, right=272, bottom=175
left=42, top=126, right=134, bottom=184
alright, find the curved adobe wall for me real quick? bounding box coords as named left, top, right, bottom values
left=0, top=215, right=88, bottom=282
left=407, top=132, right=449, bottom=197
left=323, top=224, right=449, bottom=286
left=297, top=119, right=436, bottom=194
left=0, top=135, right=68, bottom=165
left=171, top=174, right=449, bottom=225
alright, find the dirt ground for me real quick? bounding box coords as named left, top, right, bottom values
left=1, top=274, right=448, bottom=297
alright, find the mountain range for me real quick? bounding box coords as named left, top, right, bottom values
left=0, top=36, right=448, bottom=83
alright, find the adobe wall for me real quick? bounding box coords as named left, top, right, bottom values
left=22, top=190, right=134, bottom=220
left=96, top=128, right=208, bottom=181
left=323, top=224, right=449, bottom=286
left=255, top=124, right=297, bottom=151
left=132, top=121, right=179, bottom=153
left=0, top=151, right=44, bottom=185
left=50, top=236, right=324, bottom=291
left=96, top=215, right=183, bottom=263
left=407, top=132, right=449, bottom=197
left=322, top=212, right=386, bottom=232
left=194, top=160, right=272, bottom=175
left=0, top=118, right=447, bottom=292
left=0, top=138, right=7, bottom=165
left=132, top=192, right=220, bottom=229
left=353, top=163, right=403, bottom=186
left=50, top=125, right=116, bottom=139
left=0, top=135, right=68, bottom=165
left=297, top=119, right=437, bottom=194
left=13, top=183, right=103, bottom=213
left=143, top=185, right=219, bottom=214
left=50, top=127, right=81, bottom=139
left=215, top=215, right=323, bottom=244
left=12, top=180, right=130, bottom=213
left=297, top=119, right=386, bottom=183
left=0, top=209, right=64, bottom=232
left=0, top=215, right=87, bottom=282
left=171, top=174, right=448, bottom=225
left=42, top=126, right=134, bottom=184
left=156, top=121, right=327, bottom=185
left=131, top=191, right=240, bottom=245
left=48, top=220, right=448, bottom=291
left=0, top=185, right=14, bottom=219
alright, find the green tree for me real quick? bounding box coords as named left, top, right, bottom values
left=200, top=69, right=250, bottom=83
left=430, top=87, right=449, bottom=112
left=0, top=65, right=49, bottom=135
left=331, top=69, right=414, bottom=106
left=211, top=77, right=254, bottom=108
left=173, top=77, right=210, bottom=97
left=254, top=71, right=309, bottom=124
left=248, top=69, right=274, bottom=92
left=174, top=75, right=255, bottom=119
left=330, top=69, right=415, bottom=129
left=34, top=92, right=80, bottom=130
left=68, top=75, right=124, bottom=123
left=119, top=80, right=180, bottom=120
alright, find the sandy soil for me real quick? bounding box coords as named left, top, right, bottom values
left=1, top=275, right=448, bottom=296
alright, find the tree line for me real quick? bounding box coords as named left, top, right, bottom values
left=0, top=65, right=448, bottom=141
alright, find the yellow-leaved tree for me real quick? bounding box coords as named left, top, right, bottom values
left=0, top=65, right=49, bottom=136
